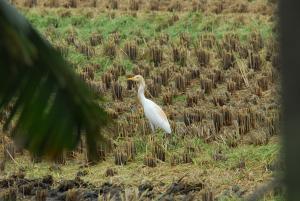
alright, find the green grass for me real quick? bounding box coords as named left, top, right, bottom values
left=22, top=9, right=274, bottom=75
left=25, top=9, right=273, bottom=43
left=173, top=94, right=186, bottom=102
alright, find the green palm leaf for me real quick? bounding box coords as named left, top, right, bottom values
left=0, top=1, right=109, bottom=160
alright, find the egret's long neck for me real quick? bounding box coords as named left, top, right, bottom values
left=138, top=81, right=146, bottom=106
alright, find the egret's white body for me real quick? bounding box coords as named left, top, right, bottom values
left=129, top=75, right=171, bottom=134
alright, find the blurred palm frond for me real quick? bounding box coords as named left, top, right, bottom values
left=0, top=1, right=109, bottom=160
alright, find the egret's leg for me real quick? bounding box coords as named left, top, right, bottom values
left=147, top=123, right=156, bottom=145
left=149, top=123, right=155, bottom=134
left=162, top=132, right=171, bottom=150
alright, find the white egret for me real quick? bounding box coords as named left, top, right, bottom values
left=128, top=75, right=171, bottom=134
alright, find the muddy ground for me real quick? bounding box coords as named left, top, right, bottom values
left=0, top=170, right=213, bottom=201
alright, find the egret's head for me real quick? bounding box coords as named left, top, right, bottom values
left=127, top=75, right=145, bottom=84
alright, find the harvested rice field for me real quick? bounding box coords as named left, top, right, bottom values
left=0, top=0, right=282, bottom=200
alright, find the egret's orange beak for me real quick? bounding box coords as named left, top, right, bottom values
left=127, top=77, right=136, bottom=81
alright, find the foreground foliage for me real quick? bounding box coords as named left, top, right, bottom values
left=0, top=1, right=108, bottom=159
